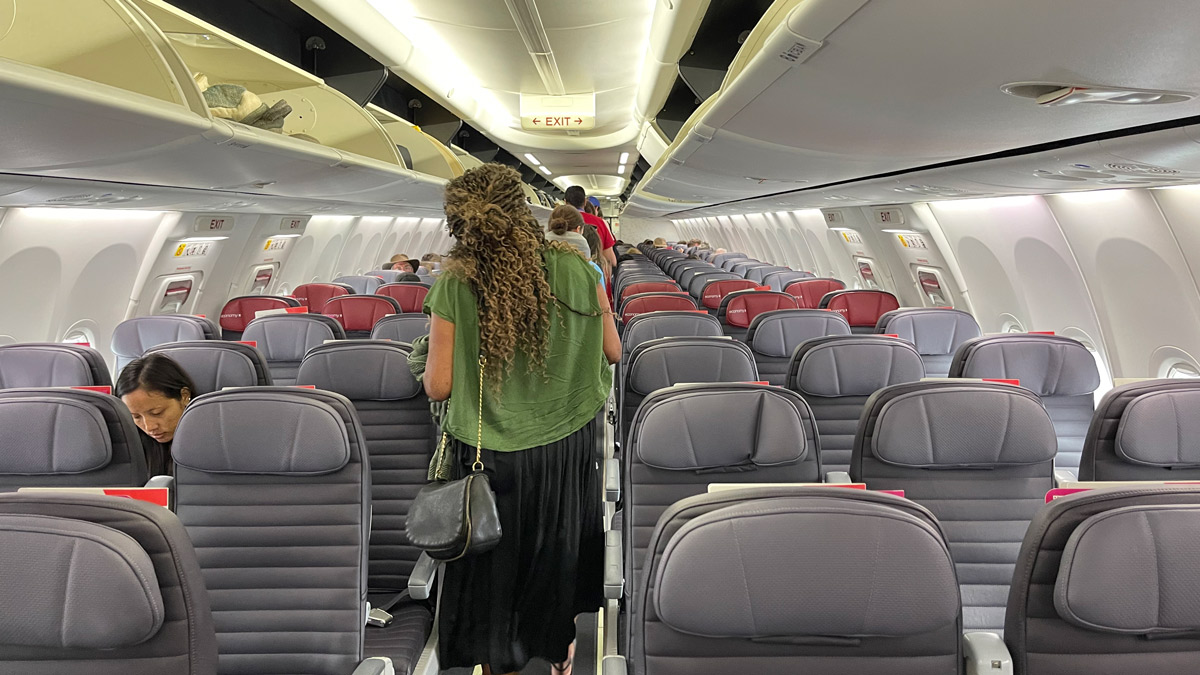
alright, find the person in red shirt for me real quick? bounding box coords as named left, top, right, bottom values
left=565, top=186, right=616, bottom=279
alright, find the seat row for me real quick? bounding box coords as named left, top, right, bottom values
left=218, top=281, right=430, bottom=339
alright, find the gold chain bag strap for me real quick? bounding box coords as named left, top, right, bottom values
left=406, top=356, right=503, bottom=561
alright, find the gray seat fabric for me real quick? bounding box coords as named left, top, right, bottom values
left=876, top=308, right=981, bottom=377
left=172, top=387, right=378, bottom=675
left=111, top=315, right=219, bottom=372
left=950, top=334, right=1100, bottom=471
left=145, top=341, right=272, bottom=394
left=621, top=337, right=758, bottom=446
left=746, top=265, right=790, bottom=284
left=746, top=309, right=852, bottom=386
left=686, top=270, right=738, bottom=298
left=729, top=260, right=769, bottom=278
left=631, top=488, right=962, bottom=675
left=367, top=269, right=402, bottom=284
left=1006, top=486, right=1200, bottom=675
left=762, top=269, right=815, bottom=291
left=0, top=388, right=148, bottom=490
left=295, top=343, right=434, bottom=671
left=333, top=275, right=384, bottom=295
left=1077, top=379, right=1200, bottom=481
left=711, top=252, right=747, bottom=269
left=370, top=313, right=430, bottom=344
left=853, top=381, right=1056, bottom=634
left=624, top=383, right=821, bottom=604
left=0, top=343, right=113, bottom=389
left=619, top=311, right=724, bottom=393
left=0, top=492, right=218, bottom=674
left=241, top=314, right=346, bottom=385
left=787, top=335, right=925, bottom=474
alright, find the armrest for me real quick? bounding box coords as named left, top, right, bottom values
left=1054, top=468, right=1077, bottom=487
left=408, top=552, right=439, bottom=601
left=144, top=475, right=175, bottom=510
left=825, top=471, right=852, bottom=484
left=573, top=611, right=601, bottom=675
left=350, top=656, right=395, bottom=675
left=964, top=631, right=1013, bottom=675
left=604, top=458, right=621, bottom=502
left=604, top=529, right=624, bottom=600
left=603, top=656, right=627, bottom=675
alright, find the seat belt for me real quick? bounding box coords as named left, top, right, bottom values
left=366, top=590, right=411, bottom=628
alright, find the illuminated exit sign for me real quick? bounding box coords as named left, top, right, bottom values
left=519, top=93, right=596, bottom=132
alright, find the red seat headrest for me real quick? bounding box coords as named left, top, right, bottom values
left=821, top=290, right=900, bottom=327
left=219, top=296, right=295, bottom=332
left=621, top=281, right=681, bottom=302
left=785, top=279, right=846, bottom=309
left=293, top=283, right=350, bottom=310
left=620, top=294, right=697, bottom=323
left=701, top=279, right=758, bottom=309
left=723, top=292, right=800, bottom=328
left=322, top=296, right=399, bottom=331
left=376, top=284, right=430, bottom=313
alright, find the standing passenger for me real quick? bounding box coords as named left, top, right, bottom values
left=423, top=163, right=621, bottom=675
left=116, top=353, right=196, bottom=477
left=546, top=204, right=592, bottom=259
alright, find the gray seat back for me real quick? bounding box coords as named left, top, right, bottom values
left=787, top=335, right=925, bottom=474
left=333, top=275, right=383, bottom=295
left=875, top=308, right=981, bottom=377
left=686, top=270, right=739, bottom=298
left=622, top=337, right=758, bottom=445
left=112, top=315, right=219, bottom=372
left=950, top=334, right=1100, bottom=470
left=241, top=314, right=346, bottom=385
left=0, top=388, right=148, bottom=490
left=852, top=380, right=1056, bottom=634
left=762, top=268, right=815, bottom=291
left=631, top=488, right=961, bottom=675
left=0, top=343, right=113, bottom=389
left=746, top=264, right=790, bottom=284
left=296, top=341, right=434, bottom=593
left=1078, top=379, right=1200, bottom=481
left=624, top=383, right=821, bottom=599
left=172, top=388, right=370, bottom=675
left=145, top=341, right=272, bottom=394
left=746, top=310, right=851, bottom=386
left=619, top=311, right=724, bottom=387
left=366, top=269, right=401, bottom=284
left=1007, top=486, right=1200, bottom=675
left=0, top=493, right=218, bottom=674
left=370, top=313, right=430, bottom=344
left=711, top=252, right=747, bottom=269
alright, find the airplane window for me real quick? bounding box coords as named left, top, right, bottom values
left=999, top=314, right=1025, bottom=333
left=249, top=267, right=274, bottom=295
left=1166, top=363, right=1200, bottom=379
left=61, top=330, right=93, bottom=348
left=916, top=268, right=950, bottom=306
left=855, top=258, right=880, bottom=289
left=0, top=335, right=14, bottom=347
left=158, top=280, right=193, bottom=315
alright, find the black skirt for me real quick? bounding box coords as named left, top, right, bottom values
left=438, top=418, right=604, bottom=672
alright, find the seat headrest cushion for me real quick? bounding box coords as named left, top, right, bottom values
left=751, top=312, right=850, bottom=358
left=655, top=498, right=959, bottom=638
left=297, top=344, right=420, bottom=400
left=1057, top=505, right=1200, bottom=634
left=880, top=310, right=981, bottom=356
left=173, top=394, right=350, bottom=475
left=796, top=341, right=924, bottom=397
left=873, top=386, right=1057, bottom=467
left=0, top=397, right=111, bottom=474
left=635, top=389, right=807, bottom=469
left=958, top=337, right=1100, bottom=396
left=629, top=343, right=757, bottom=395
left=1115, top=390, right=1200, bottom=467
left=111, top=317, right=207, bottom=358
left=243, top=316, right=338, bottom=361
left=0, top=514, right=163, bottom=648
left=0, top=347, right=93, bottom=388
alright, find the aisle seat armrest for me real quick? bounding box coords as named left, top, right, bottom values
left=350, top=656, right=395, bottom=675
left=604, top=529, right=624, bottom=600
left=604, top=458, right=621, bottom=502
left=1054, top=469, right=1077, bottom=487
left=825, top=471, right=852, bottom=484
left=603, top=656, right=627, bottom=675
left=409, top=552, right=439, bottom=601
left=144, top=475, right=175, bottom=510
left=964, top=631, right=1013, bottom=675
left=572, top=611, right=602, bottom=675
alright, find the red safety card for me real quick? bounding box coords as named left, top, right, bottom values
left=754, top=286, right=771, bottom=291
left=17, top=487, right=169, bottom=508
left=824, top=484, right=905, bottom=498
left=237, top=341, right=258, bottom=347
left=880, top=334, right=900, bottom=338
left=284, top=306, right=309, bottom=314
left=71, top=385, right=112, bottom=395
left=1028, top=331, right=1055, bottom=335
left=982, top=378, right=1020, bottom=386
left=1045, top=487, right=1091, bottom=503
left=292, top=384, right=317, bottom=389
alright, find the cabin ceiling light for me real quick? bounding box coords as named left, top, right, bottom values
left=1002, top=82, right=1195, bottom=106
left=524, top=153, right=541, bottom=164
left=539, top=165, right=552, bottom=175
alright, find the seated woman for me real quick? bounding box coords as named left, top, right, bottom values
left=116, top=352, right=196, bottom=476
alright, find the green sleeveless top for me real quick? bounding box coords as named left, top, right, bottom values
left=423, top=247, right=612, bottom=451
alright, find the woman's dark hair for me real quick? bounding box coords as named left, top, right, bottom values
left=396, top=272, right=423, bottom=282
left=581, top=224, right=602, bottom=262
left=116, top=353, right=197, bottom=401
left=548, top=204, right=584, bottom=235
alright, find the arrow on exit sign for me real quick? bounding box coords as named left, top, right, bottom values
left=521, top=115, right=595, bottom=130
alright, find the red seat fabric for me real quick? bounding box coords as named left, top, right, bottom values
left=322, top=296, right=401, bottom=332
left=820, top=290, right=900, bottom=327
left=219, top=296, right=298, bottom=333
left=293, top=283, right=350, bottom=310
left=722, top=292, right=800, bottom=328
left=701, top=279, right=759, bottom=310
left=376, top=283, right=430, bottom=313
left=621, top=281, right=681, bottom=302
left=620, top=294, right=698, bottom=323
left=784, top=278, right=846, bottom=309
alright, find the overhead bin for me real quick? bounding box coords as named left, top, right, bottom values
left=367, top=104, right=464, bottom=180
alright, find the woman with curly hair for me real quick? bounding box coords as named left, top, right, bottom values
left=423, top=163, right=620, bottom=675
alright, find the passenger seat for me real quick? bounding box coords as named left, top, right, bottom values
left=1077, top=379, right=1200, bottom=481
left=852, top=380, right=1056, bottom=634
left=144, top=341, right=273, bottom=394
left=0, top=493, right=218, bottom=674
left=241, top=314, right=346, bottom=385
left=376, top=283, right=430, bottom=313
left=715, top=290, right=799, bottom=342
left=333, top=275, right=384, bottom=295
left=875, top=308, right=981, bottom=377
left=371, top=314, right=430, bottom=344
left=323, top=295, right=402, bottom=338
left=618, top=293, right=697, bottom=325
left=111, top=315, right=219, bottom=371
left=950, top=334, right=1100, bottom=472
left=292, top=282, right=351, bottom=311
left=818, top=289, right=900, bottom=334
left=786, top=335, right=924, bottom=475
left=0, top=342, right=112, bottom=388
left=761, top=269, right=814, bottom=291
left=217, top=295, right=299, bottom=340
left=784, top=277, right=845, bottom=309
left=745, top=309, right=851, bottom=386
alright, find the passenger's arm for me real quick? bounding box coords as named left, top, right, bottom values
left=602, top=246, right=617, bottom=281
left=424, top=314, right=455, bottom=401
left=598, top=283, right=620, bottom=364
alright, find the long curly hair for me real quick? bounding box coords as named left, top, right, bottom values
left=442, top=163, right=553, bottom=383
